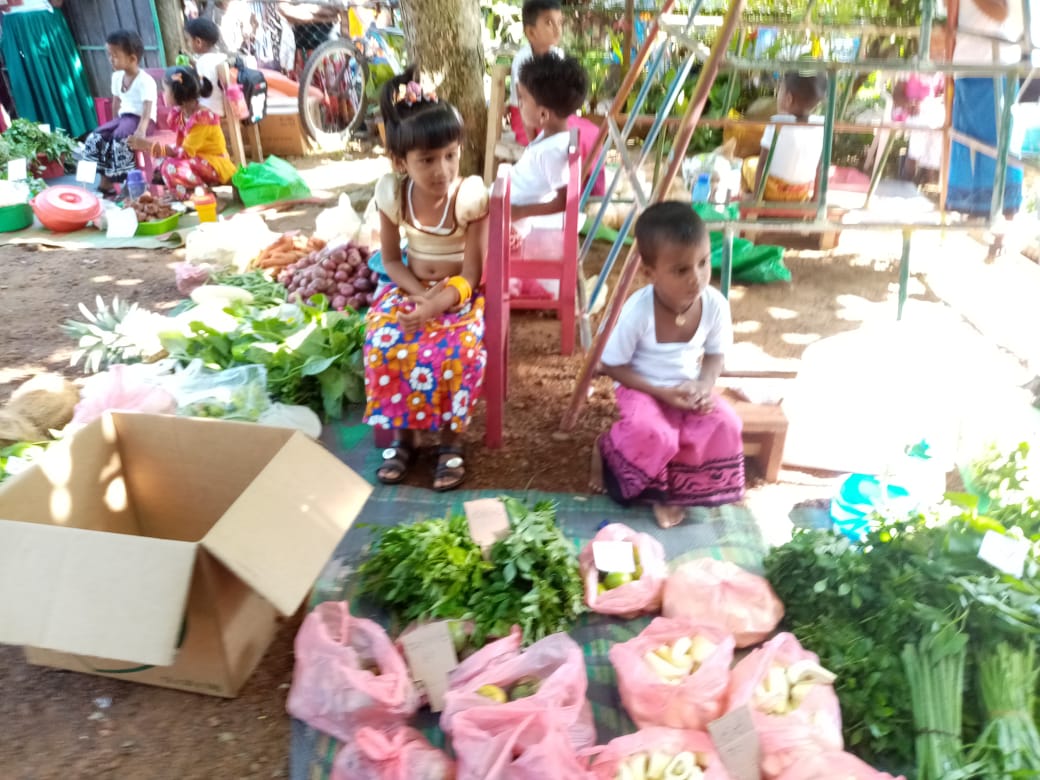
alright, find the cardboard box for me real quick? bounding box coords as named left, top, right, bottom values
left=0, top=413, right=370, bottom=696
left=257, top=111, right=310, bottom=158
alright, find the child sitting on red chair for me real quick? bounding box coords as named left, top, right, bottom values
left=508, top=53, right=588, bottom=299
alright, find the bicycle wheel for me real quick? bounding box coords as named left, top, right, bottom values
left=298, top=39, right=370, bottom=148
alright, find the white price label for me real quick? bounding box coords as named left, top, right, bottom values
left=399, top=621, right=459, bottom=712
left=463, top=498, right=511, bottom=553
left=106, top=207, right=138, bottom=239
left=7, top=158, right=27, bottom=181
left=592, top=540, right=636, bottom=574
left=978, top=530, right=1029, bottom=579
left=76, top=160, right=98, bottom=184
left=38, top=124, right=51, bottom=134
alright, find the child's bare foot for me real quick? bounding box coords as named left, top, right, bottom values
left=653, top=504, right=685, bottom=529
left=589, top=436, right=606, bottom=494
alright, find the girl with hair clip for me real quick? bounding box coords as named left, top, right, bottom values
left=363, top=65, right=489, bottom=491
left=128, top=66, right=235, bottom=200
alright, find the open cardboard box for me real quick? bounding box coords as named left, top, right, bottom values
left=0, top=412, right=370, bottom=696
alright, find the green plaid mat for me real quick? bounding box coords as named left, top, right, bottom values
left=290, top=484, right=766, bottom=780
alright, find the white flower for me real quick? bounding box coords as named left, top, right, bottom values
left=372, top=326, right=400, bottom=349
left=452, top=389, right=471, bottom=417
left=367, top=414, right=391, bottom=429
left=409, top=365, right=435, bottom=391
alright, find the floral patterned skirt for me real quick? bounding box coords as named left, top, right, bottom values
left=363, top=286, right=486, bottom=433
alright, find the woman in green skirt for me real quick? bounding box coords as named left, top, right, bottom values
left=1, top=0, right=95, bottom=138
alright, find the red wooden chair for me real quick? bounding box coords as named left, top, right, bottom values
left=483, top=128, right=582, bottom=448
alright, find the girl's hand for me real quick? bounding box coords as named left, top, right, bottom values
left=398, top=295, right=440, bottom=335
left=656, top=386, right=700, bottom=411
left=127, top=135, right=150, bottom=151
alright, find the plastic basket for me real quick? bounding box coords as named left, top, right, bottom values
left=0, top=202, right=33, bottom=232
left=135, top=212, right=180, bottom=236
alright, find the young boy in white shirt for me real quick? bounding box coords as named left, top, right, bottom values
left=751, top=71, right=828, bottom=202
left=509, top=53, right=587, bottom=298
left=508, top=0, right=563, bottom=146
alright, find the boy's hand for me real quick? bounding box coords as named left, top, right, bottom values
left=678, top=380, right=715, bottom=414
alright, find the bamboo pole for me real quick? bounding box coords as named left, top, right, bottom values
left=560, top=0, right=748, bottom=433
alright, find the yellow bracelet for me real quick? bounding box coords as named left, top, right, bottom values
left=444, top=275, right=472, bottom=305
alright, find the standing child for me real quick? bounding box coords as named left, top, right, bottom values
left=592, top=202, right=745, bottom=528
left=746, top=71, right=828, bottom=202
left=128, top=67, right=235, bottom=200
left=364, top=66, right=490, bottom=491
left=508, top=0, right=563, bottom=146
left=82, top=30, right=157, bottom=196
left=184, top=17, right=226, bottom=118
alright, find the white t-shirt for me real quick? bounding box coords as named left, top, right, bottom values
left=602, top=285, right=733, bottom=387
left=954, top=0, right=1024, bottom=65
left=509, top=129, right=570, bottom=234
left=760, top=115, right=825, bottom=185
left=509, top=43, right=564, bottom=107
left=111, top=70, right=158, bottom=123
left=195, top=52, right=227, bottom=117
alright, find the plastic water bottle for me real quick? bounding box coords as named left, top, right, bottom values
left=691, top=172, right=711, bottom=203
left=126, top=170, right=147, bottom=200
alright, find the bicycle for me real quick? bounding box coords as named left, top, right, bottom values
left=284, top=0, right=405, bottom=147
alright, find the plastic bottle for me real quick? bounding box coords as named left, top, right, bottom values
left=126, top=169, right=147, bottom=200
left=691, top=172, right=711, bottom=203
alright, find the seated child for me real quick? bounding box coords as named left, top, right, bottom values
left=508, top=0, right=563, bottom=146
left=184, top=17, right=227, bottom=118
left=82, top=30, right=157, bottom=196
left=129, top=66, right=235, bottom=200
left=745, top=71, right=828, bottom=202
left=509, top=53, right=588, bottom=298
left=592, top=202, right=745, bottom=528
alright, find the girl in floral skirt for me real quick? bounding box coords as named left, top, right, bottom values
left=363, top=65, right=489, bottom=491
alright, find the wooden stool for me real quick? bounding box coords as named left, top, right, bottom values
left=722, top=389, right=788, bottom=482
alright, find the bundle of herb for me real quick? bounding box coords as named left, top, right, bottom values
left=968, top=642, right=1040, bottom=777
left=356, top=512, right=492, bottom=625
left=901, top=622, right=977, bottom=780
left=357, top=499, right=584, bottom=646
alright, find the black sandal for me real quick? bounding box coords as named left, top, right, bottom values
left=376, top=439, right=416, bottom=485
left=433, top=445, right=466, bottom=492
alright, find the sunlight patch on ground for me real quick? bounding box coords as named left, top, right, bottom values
left=114, top=278, right=143, bottom=287
left=766, top=306, right=798, bottom=320
left=733, top=320, right=761, bottom=334
left=833, top=293, right=886, bottom=322
left=90, top=275, right=114, bottom=283
left=781, top=332, right=821, bottom=345
left=296, top=156, right=390, bottom=194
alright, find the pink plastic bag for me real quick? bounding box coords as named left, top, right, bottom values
left=331, top=726, right=454, bottom=780
left=173, top=260, right=213, bottom=295
left=726, top=633, right=843, bottom=779
left=452, top=710, right=593, bottom=780
left=610, top=617, right=735, bottom=730
left=286, top=601, right=420, bottom=742
left=774, top=751, right=905, bottom=780
left=72, top=364, right=177, bottom=424
left=446, top=626, right=523, bottom=692
left=441, top=632, right=595, bottom=753
left=579, top=523, right=668, bottom=617
left=662, top=558, right=784, bottom=647
left=584, top=727, right=730, bottom=780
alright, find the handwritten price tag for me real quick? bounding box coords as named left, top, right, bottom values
left=978, top=530, right=1029, bottom=579
left=399, top=621, right=459, bottom=712
left=38, top=124, right=51, bottom=134
left=592, top=540, right=635, bottom=573
left=7, top=158, right=27, bottom=181
left=463, top=498, right=511, bottom=553
left=76, top=160, right=98, bottom=184
left=708, top=705, right=761, bottom=780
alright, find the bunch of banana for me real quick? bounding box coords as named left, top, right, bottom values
left=641, top=636, right=719, bottom=684
left=614, top=749, right=709, bottom=780
left=751, top=659, right=836, bottom=715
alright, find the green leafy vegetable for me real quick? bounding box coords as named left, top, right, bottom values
left=0, top=441, right=50, bottom=483
left=205, top=269, right=290, bottom=308
left=160, top=296, right=365, bottom=418
left=357, top=498, right=584, bottom=645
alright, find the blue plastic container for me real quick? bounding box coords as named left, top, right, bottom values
left=126, top=170, right=147, bottom=200
left=830, top=473, right=911, bottom=541
left=691, top=173, right=711, bottom=203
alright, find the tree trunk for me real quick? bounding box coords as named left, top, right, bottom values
left=154, top=0, right=186, bottom=66
left=398, top=0, right=487, bottom=176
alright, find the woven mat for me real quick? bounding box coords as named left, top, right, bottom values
left=290, top=483, right=767, bottom=780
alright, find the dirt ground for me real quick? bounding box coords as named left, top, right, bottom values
left=0, top=190, right=1036, bottom=777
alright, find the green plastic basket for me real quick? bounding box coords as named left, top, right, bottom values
left=0, top=202, right=34, bottom=232
left=135, top=212, right=180, bottom=236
